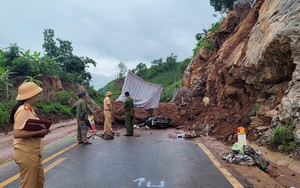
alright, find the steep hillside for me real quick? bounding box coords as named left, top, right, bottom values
left=179, top=0, right=300, bottom=155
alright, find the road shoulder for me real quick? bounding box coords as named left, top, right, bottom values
left=197, top=136, right=300, bottom=188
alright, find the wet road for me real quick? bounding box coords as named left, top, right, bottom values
left=0, top=129, right=237, bottom=188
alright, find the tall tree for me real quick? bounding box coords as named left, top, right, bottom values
left=134, top=63, right=147, bottom=74
left=2, top=44, right=22, bottom=67
left=165, top=53, right=177, bottom=70
left=42, top=29, right=58, bottom=58
left=57, top=38, right=73, bottom=57
left=150, top=58, right=163, bottom=66
left=117, top=62, right=127, bottom=78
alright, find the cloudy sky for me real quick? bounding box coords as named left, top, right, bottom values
left=0, top=0, right=219, bottom=89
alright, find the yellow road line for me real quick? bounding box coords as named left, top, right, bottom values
left=42, top=143, right=77, bottom=164
left=0, top=143, right=77, bottom=187
left=44, top=158, right=67, bottom=173
left=0, top=173, right=19, bottom=187
left=194, top=138, right=244, bottom=188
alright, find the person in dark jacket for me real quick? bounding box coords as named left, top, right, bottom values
left=72, top=92, right=92, bottom=144
left=124, top=92, right=139, bottom=137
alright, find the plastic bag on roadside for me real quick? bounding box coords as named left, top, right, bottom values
left=231, top=142, right=244, bottom=154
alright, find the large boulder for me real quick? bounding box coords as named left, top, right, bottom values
left=111, top=101, right=151, bottom=124
left=157, top=103, right=182, bottom=127
left=171, top=87, right=193, bottom=107
left=93, top=108, right=104, bottom=126
left=243, top=0, right=300, bottom=146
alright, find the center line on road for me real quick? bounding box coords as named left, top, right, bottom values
left=43, top=143, right=77, bottom=164
left=44, top=158, right=67, bottom=173
left=0, top=143, right=78, bottom=187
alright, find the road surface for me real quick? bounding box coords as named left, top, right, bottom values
left=0, top=128, right=244, bottom=188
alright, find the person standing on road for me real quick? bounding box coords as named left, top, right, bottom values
left=10, top=82, right=51, bottom=188
left=124, top=91, right=139, bottom=137
left=72, top=92, right=92, bottom=145
left=103, top=91, right=113, bottom=133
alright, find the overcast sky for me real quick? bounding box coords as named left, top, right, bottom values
left=0, top=0, right=220, bottom=89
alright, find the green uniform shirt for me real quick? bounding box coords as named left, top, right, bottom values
left=73, top=98, right=88, bottom=120
left=124, top=97, right=134, bottom=112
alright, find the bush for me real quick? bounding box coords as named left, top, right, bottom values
left=193, top=21, right=220, bottom=56
left=36, top=102, right=72, bottom=116
left=0, top=101, right=15, bottom=124
left=0, top=109, right=9, bottom=124
left=248, top=103, right=262, bottom=116
left=54, top=91, right=78, bottom=105
left=271, top=125, right=296, bottom=153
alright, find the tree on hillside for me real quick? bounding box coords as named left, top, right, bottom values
left=118, top=62, right=127, bottom=78
left=39, top=56, right=59, bottom=75
left=82, top=57, right=97, bottom=68
left=2, top=44, right=22, bottom=68
left=42, top=28, right=97, bottom=84
left=9, top=56, right=37, bottom=77
left=151, top=58, right=163, bottom=66
left=180, top=58, right=191, bottom=73
left=165, top=53, right=177, bottom=70
left=57, top=38, right=73, bottom=57
left=195, top=33, right=203, bottom=41
left=43, top=29, right=59, bottom=58
left=133, top=62, right=147, bottom=75
left=210, top=0, right=235, bottom=13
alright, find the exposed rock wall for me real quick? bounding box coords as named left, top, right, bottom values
left=179, top=0, right=300, bottom=150
left=243, top=0, right=300, bottom=144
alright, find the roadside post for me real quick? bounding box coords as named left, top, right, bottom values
left=237, top=127, right=247, bottom=146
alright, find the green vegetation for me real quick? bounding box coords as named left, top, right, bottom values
left=54, top=91, right=78, bottom=105
left=210, top=0, right=235, bottom=13
left=99, top=55, right=190, bottom=103
left=1, top=29, right=96, bottom=87
left=0, top=101, right=15, bottom=124
left=35, top=91, right=78, bottom=119
left=271, top=123, right=296, bottom=153
left=117, top=62, right=128, bottom=78
left=0, top=29, right=99, bottom=126
left=98, top=79, right=124, bottom=105
left=37, top=102, right=71, bottom=115
left=136, top=55, right=190, bottom=102
left=248, top=102, right=263, bottom=116
left=193, top=21, right=221, bottom=56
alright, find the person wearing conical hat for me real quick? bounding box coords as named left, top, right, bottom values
left=103, top=91, right=113, bottom=133
left=10, top=82, right=51, bottom=188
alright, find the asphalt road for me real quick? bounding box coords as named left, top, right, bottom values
left=0, top=128, right=236, bottom=188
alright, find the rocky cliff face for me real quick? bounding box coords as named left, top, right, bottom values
left=180, top=0, right=300, bottom=153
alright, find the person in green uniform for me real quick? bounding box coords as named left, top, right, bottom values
left=124, top=91, right=139, bottom=137
left=72, top=92, right=92, bottom=144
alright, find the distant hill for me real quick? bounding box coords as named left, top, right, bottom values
left=90, top=73, right=115, bottom=90
left=97, top=58, right=191, bottom=105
